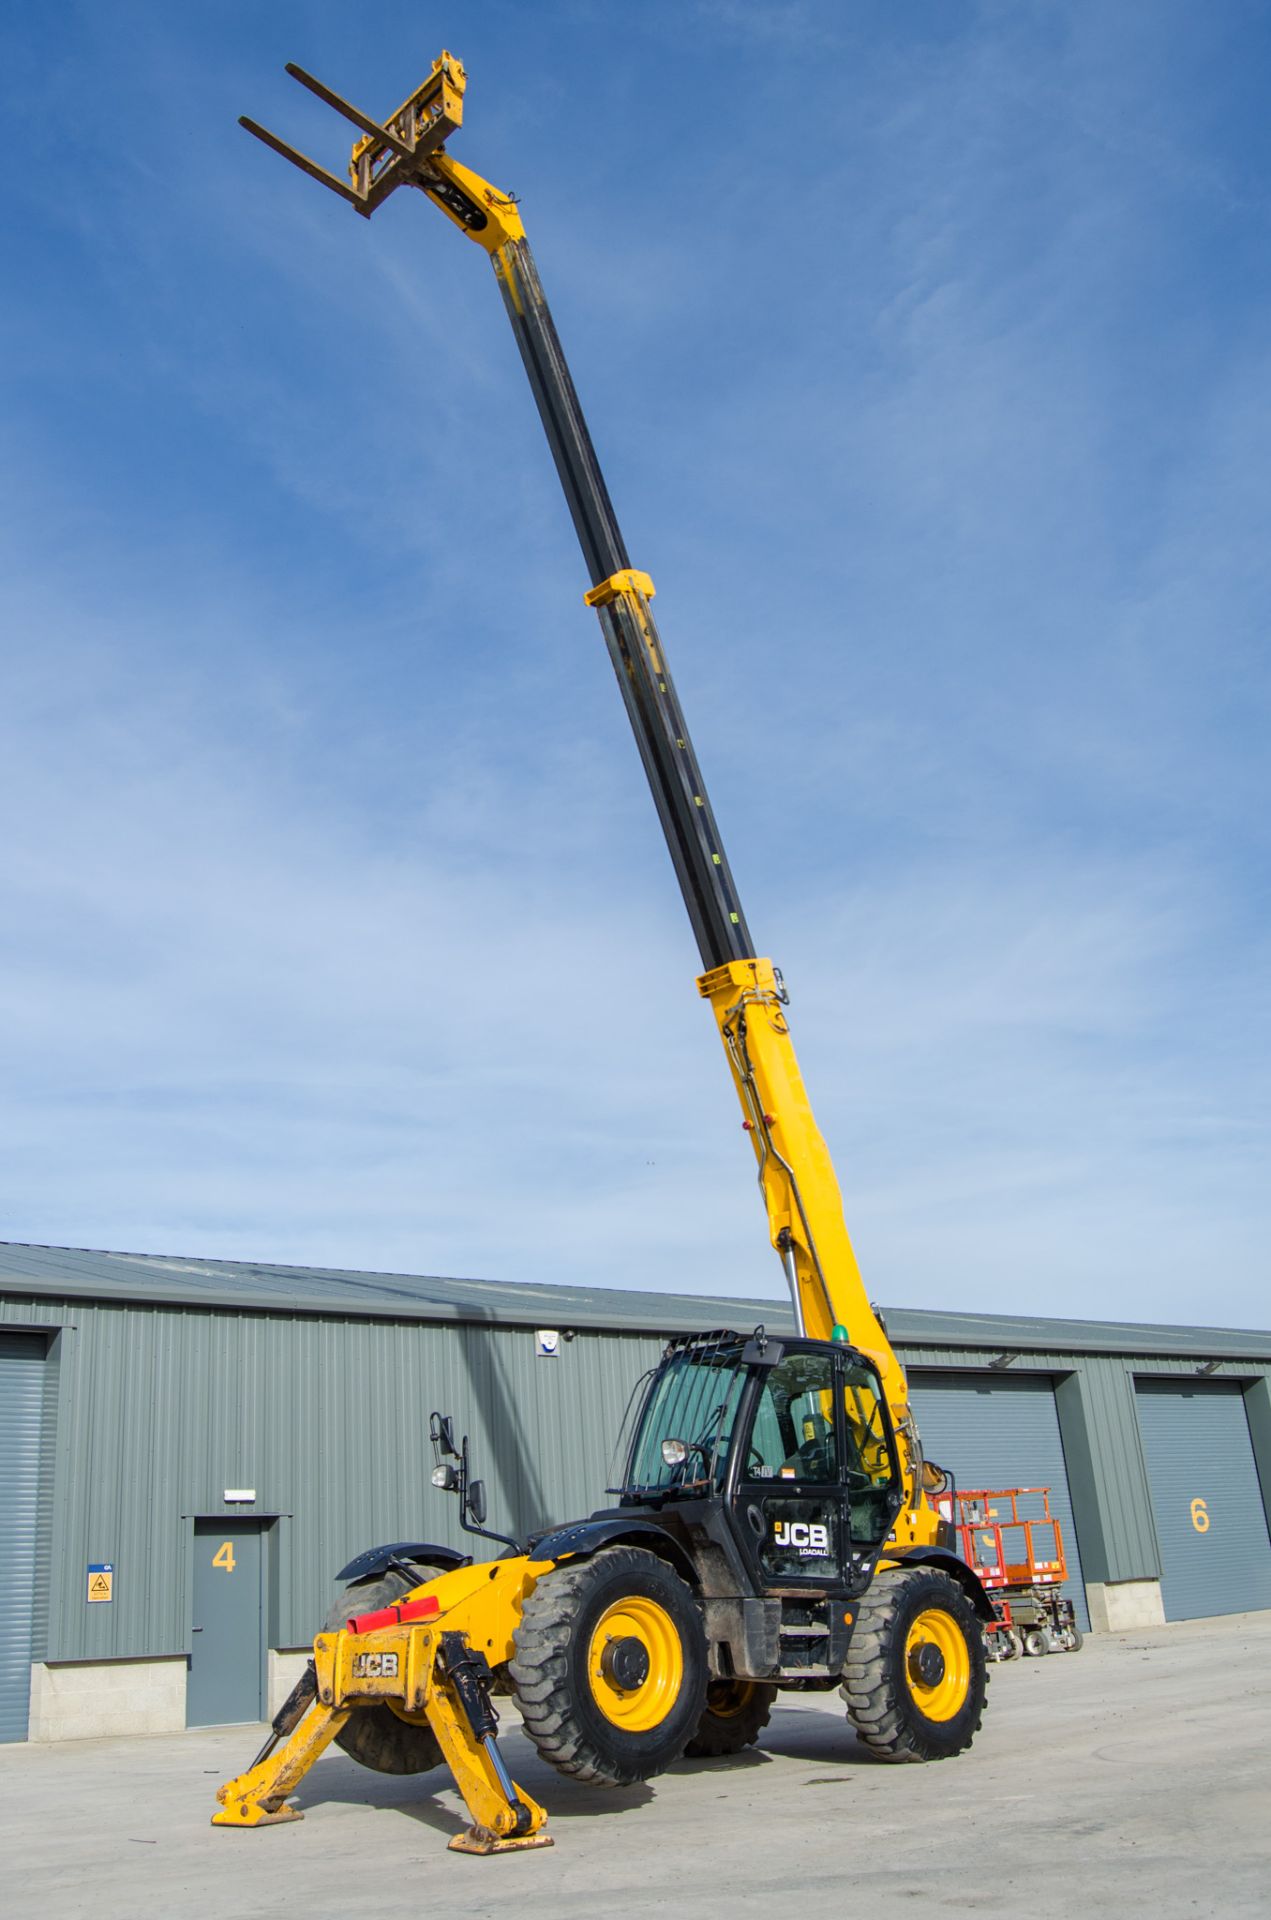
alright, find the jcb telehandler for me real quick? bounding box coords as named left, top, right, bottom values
left=216, top=52, right=991, bottom=1852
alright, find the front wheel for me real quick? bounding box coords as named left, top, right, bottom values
left=841, top=1566, right=988, bottom=1762
left=509, top=1545, right=708, bottom=1787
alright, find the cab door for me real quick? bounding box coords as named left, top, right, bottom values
left=731, top=1346, right=901, bottom=1594
left=733, top=1349, right=848, bottom=1590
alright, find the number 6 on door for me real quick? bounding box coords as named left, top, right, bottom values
left=1189, top=1497, right=1209, bottom=1533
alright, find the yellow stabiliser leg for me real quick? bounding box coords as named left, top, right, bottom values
left=213, top=1698, right=351, bottom=1827
left=211, top=1620, right=550, bottom=1851
left=427, top=1630, right=551, bottom=1854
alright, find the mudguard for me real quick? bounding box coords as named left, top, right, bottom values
left=884, top=1545, right=997, bottom=1620
left=335, top=1540, right=472, bottom=1583
left=530, top=1516, right=698, bottom=1587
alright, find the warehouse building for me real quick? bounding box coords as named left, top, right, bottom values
left=2, top=1239, right=1269, bottom=1744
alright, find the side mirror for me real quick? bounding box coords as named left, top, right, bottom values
left=921, top=1459, right=951, bottom=1495
left=467, top=1479, right=488, bottom=1525
left=429, top=1411, right=459, bottom=1459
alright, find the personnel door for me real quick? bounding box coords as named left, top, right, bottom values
left=189, top=1521, right=266, bottom=1726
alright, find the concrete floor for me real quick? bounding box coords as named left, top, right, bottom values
left=3, top=1612, right=1268, bottom=1920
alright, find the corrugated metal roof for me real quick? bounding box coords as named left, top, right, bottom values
left=0, top=1240, right=773, bottom=1336
left=0, top=1239, right=1266, bottom=1358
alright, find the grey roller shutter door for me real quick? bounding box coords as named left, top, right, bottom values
left=907, top=1371, right=1089, bottom=1631
left=0, top=1334, right=47, bottom=1741
left=1134, top=1380, right=1271, bottom=1622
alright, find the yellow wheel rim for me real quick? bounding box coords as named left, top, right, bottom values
left=904, top=1608, right=971, bottom=1722
left=587, top=1595, right=684, bottom=1732
left=704, top=1678, right=758, bottom=1720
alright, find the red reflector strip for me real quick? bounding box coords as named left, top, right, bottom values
left=348, top=1595, right=441, bottom=1633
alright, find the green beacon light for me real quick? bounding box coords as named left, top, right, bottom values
left=831, top=1324, right=850, bottom=1343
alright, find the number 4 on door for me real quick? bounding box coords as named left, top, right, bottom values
left=212, top=1540, right=237, bottom=1572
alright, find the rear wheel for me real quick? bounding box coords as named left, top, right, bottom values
left=1062, top=1625, right=1084, bottom=1653
left=684, top=1678, right=776, bottom=1758
left=509, top=1545, right=708, bottom=1787
left=1024, top=1627, right=1049, bottom=1657
left=841, top=1566, right=987, bottom=1762
left=323, top=1565, right=445, bottom=1775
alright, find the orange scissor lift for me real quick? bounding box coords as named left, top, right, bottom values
left=931, top=1488, right=1083, bottom=1659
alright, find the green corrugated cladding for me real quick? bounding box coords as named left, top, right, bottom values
left=895, top=1344, right=1271, bottom=1587
left=2, top=1289, right=1268, bottom=1663
left=1246, top=1378, right=1271, bottom=1523
left=0, top=1294, right=663, bottom=1661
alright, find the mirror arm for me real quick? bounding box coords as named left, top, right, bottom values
left=456, top=1434, right=522, bottom=1555
left=458, top=1510, right=521, bottom=1554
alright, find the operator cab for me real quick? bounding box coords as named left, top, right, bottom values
left=615, top=1329, right=905, bottom=1598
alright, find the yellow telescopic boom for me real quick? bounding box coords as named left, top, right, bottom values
left=240, top=50, right=934, bottom=1531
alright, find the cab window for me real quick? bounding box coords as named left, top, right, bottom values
left=745, top=1353, right=837, bottom=1483
left=840, top=1362, right=899, bottom=1544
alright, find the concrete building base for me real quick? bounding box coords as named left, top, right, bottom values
left=1085, top=1578, right=1166, bottom=1632
left=267, top=1649, right=312, bottom=1718
left=28, top=1657, right=187, bottom=1741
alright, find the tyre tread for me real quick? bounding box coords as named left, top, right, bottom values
left=841, top=1566, right=987, bottom=1764
left=509, top=1546, right=706, bottom=1788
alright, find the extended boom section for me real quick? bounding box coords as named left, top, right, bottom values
left=240, top=40, right=937, bottom=1529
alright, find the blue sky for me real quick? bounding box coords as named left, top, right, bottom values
left=2, top=1, right=1268, bottom=1327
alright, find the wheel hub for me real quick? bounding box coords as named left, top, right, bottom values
left=586, top=1594, right=684, bottom=1730
left=601, top=1635, right=651, bottom=1691
left=902, top=1607, right=970, bottom=1722
left=908, top=1640, right=946, bottom=1688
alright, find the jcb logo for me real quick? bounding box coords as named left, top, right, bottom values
left=352, top=1652, right=399, bottom=1678
left=773, top=1520, right=830, bottom=1555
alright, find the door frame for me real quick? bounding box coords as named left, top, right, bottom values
left=186, top=1516, right=272, bottom=1725
left=728, top=1344, right=901, bottom=1596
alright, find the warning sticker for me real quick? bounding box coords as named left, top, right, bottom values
left=87, top=1563, right=114, bottom=1604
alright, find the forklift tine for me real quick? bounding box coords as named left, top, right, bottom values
left=284, top=63, right=415, bottom=159
left=237, top=117, right=370, bottom=215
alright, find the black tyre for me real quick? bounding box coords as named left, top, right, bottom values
left=684, top=1678, right=776, bottom=1758
left=1024, top=1627, right=1048, bottom=1657
left=841, top=1566, right=988, bottom=1763
left=1062, top=1625, right=1084, bottom=1653
left=323, top=1565, right=445, bottom=1776
left=509, top=1545, right=708, bottom=1787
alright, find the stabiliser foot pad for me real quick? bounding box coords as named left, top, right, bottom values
left=212, top=1802, right=304, bottom=1828
left=447, top=1825, right=554, bottom=1855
